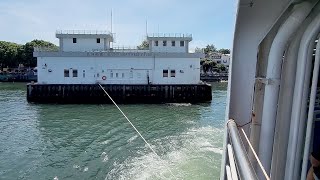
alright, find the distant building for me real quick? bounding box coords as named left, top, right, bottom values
left=34, top=30, right=204, bottom=85
left=208, top=52, right=231, bottom=67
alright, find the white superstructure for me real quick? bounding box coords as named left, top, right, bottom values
left=34, top=31, right=203, bottom=85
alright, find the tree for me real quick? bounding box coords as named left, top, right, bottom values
left=24, top=40, right=58, bottom=67
left=202, top=59, right=217, bottom=74
left=216, top=64, right=226, bottom=73
left=137, top=40, right=149, bottom=50
left=218, top=48, right=230, bottom=54
left=203, top=44, right=217, bottom=55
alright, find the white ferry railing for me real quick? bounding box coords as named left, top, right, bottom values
left=226, top=119, right=259, bottom=180
left=56, top=30, right=111, bottom=35
left=147, top=33, right=192, bottom=38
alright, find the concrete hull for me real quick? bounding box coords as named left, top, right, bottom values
left=27, top=84, right=212, bottom=104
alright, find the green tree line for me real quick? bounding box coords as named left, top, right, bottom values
left=0, top=40, right=57, bottom=69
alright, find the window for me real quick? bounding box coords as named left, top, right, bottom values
left=171, top=41, right=175, bottom=46
left=97, top=38, right=100, bottom=43
left=64, top=69, right=69, bottom=77
left=163, top=40, right=167, bottom=46
left=122, top=73, right=124, bottom=78
left=116, top=73, right=118, bottom=78
left=163, top=70, right=168, bottom=77
left=171, top=70, right=176, bottom=77
left=111, top=73, right=113, bottom=78
left=97, top=73, right=99, bottom=78
left=180, top=41, right=184, bottom=47
left=73, top=69, right=78, bottom=77
left=73, top=38, right=77, bottom=43
left=155, top=41, right=158, bottom=46
left=83, top=70, right=85, bottom=78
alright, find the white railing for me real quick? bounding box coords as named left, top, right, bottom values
left=56, top=30, right=111, bottom=35
left=147, top=33, right=192, bottom=38
left=34, top=46, right=59, bottom=52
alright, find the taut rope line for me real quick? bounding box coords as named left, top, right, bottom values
left=98, top=84, right=177, bottom=179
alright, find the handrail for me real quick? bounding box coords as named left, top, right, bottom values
left=227, top=119, right=258, bottom=180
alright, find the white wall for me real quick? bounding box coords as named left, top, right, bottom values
left=62, top=38, right=109, bottom=52
left=37, top=56, right=200, bottom=85
left=151, top=40, right=187, bottom=53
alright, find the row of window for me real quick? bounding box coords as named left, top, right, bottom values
left=163, top=70, right=175, bottom=77
left=154, top=41, right=184, bottom=47
left=64, top=69, right=177, bottom=79
left=64, top=69, right=79, bottom=77
left=72, top=38, right=101, bottom=44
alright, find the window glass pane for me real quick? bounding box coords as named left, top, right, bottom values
left=73, top=69, right=78, bottom=77
left=172, top=41, right=175, bottom=46
left=97, top=38, right=100, bottom=43
left=116, top=73, right=118, bottom=78
left=122, top=73, right=124, bottom=78
left=111, top=73, right=113, bottom=78
left=155, top=41, right=158, bottom=46
left=64, top=69, right=69, bottom=77
left=163, top=70, right=168, bottom=77
left=83, top=70, right=85, bottom=78
left=171, top=70, right=176, bottom=77
left=163, top=41, right=167, bottom=46
left=73, top=38, right=77, bottom=43
left=180, top=41, right=184, bottom=47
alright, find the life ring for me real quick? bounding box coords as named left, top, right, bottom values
left=102, top=76, right=107, bottom=80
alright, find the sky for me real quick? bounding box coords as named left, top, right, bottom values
left=0, top=0, right=237, bottom=51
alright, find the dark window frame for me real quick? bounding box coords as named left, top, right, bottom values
left=171, top=70, right=176, bottom=77
left=163, top=40, right=167, bottom=46
left=73, top=38, right=77, bottom=43
left=180, top=41, right=184, bottom=47
left=171, top=41, right=175, bottom=46
left=155, top=41, right=158, bottom=46
left=64, top=69, right=69, bottom=77
left=72, top=69, right=78, bottom=77
left=97, top=38, right=100, bottom=43
left=163, top=70, right=168, bottom=77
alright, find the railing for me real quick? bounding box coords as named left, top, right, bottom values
left=225, top=119, right=259, bottom=180
left=147, top=33, right=192, bottom=38
left=34, top=46, right=59, bottom=52
left=56, top=30, right=111, bottom=35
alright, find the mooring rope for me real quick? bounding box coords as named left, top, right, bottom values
left=98, top=84, right=177, bottom=179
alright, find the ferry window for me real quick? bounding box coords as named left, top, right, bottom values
left=171, top=41, right=175, bottom=46
left=180, top=41, right=184, bottom=47
left=171, top=70, right=176, bottom=77
left=163, top=41, right=167, bottom=46
left=122, top=73, right=124, bottom=78
left=83, top=70, right=85, bottom=78
left=116, top=73, right=118, bottom=78
left=111, top=73, right=113, bottom=78
left=73, top=69, right=78, bottom=77
left=155, top=41, right=158, bottom=46
left=73, top=38, right=77, bottom=43
left=97, top=38, right=100, bottom=43
left=64, top=69, right=69, bottom=77
left=163, top=70, right=168, bottom=77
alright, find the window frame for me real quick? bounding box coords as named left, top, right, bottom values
left=155, top=41, right=158, bottom=46
left=64, top=69, right=69, bottom=77
left=163, top=40, right=167, bottom=46
left=163, top=70, right=168, bottom=77
left=96, top=38, right=100, bottom=43
left=170, top=70, right=176, bottom=77
left=171, top=41, right=175, bottom=47
left=72, top=69, right=78, bottom=77
left=180, top=41, right=184, bottom=47
left=73, top=38, right=77, bottom=43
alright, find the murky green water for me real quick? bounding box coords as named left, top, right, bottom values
left=0, top=82, right=227, bottom=180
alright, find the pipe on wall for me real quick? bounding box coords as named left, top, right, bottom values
left=285, top=10, right=320, bottom=180
left=258, top=2, right=313, bottom=178
left=300, top=36, right=320, bottom=180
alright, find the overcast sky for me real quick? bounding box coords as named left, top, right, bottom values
left=0, top=0, right=237, bottom=50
